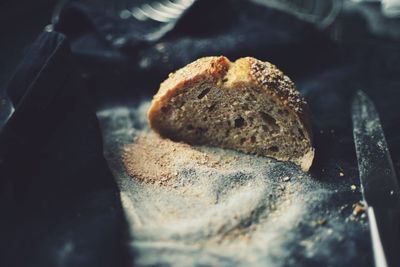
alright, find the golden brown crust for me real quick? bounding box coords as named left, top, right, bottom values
left=148, top=56, right=230, bottom=130
left=148, top=56, right=314, bottom=171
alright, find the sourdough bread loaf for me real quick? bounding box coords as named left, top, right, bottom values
left=147, top=56, right=314, bottom=171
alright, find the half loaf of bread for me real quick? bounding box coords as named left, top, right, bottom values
left=147, top=56, right=314, bottom=171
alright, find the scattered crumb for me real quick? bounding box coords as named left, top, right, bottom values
left=352, top=202, right=366, bottom=216
left=316, top=218, right=327, bottom=226
left=350, top=185, right=357, bottom=192
left=339, top=172, right=344, bottom=177
left=283, top=176, right=290, bottom=182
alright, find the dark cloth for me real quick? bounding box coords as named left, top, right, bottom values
left=0, top=0, right=400, bottom=266
left=0, top=32, right=130, bottom=267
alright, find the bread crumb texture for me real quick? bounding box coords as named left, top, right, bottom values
left=148, top=56, right=314, bottom=171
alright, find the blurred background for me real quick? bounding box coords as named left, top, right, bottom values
left=1, top=0, right=400, bottom=129
left=1, top=0, right=400, bottom=92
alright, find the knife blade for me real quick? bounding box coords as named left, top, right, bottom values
left=352, top=90, right=400, bottom=267
left=0, top=93, right=13, bottom=131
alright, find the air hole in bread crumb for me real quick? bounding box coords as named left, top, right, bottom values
left=240, top=138, right=246, bottom=144
left=187, top=124, right=194, bottom=130
left=251, top=136, right=256, bottom=143
left=207, top=103, right=216, bottom=112
left=197, top=88, right=211, bottom=99
left=268, top=146, right=279, bottom=152
left=278, top=109, right=289, bottom=116
left=259, top=111, right=276, bottom=124
left=262, top=125, right=269, bottom=132
left=298, top=128, right=305, bottom=138
left=259, top=111, right=279, bottom=132
left=234, top=117, right=245, bottom=128
left=196, top=127, right=207, bottom=134
left=161, top=106, right=169, bottom=113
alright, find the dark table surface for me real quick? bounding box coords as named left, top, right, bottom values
left=1, top=1, right=400, bottom=267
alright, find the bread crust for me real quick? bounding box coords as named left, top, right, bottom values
left=148, top=56, right=314, bottom=171
left=148, top=56, right=230, bottom=129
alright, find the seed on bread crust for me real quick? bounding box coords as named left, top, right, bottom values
left=250, top=61, right=306, bottom=113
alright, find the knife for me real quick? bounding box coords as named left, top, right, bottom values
left=352, top=90, right=400, bottom=267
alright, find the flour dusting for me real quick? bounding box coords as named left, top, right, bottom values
left=97, top=100, right=367, bottom=267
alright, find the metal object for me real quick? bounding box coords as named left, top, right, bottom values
left=119, top=0, right=196, bottom=41
left=250, top=0, right=342, bottom=29
left=125, top=0, right=196, bottom=22
left=382, top=0, right=400, bottom=18
left=51, top=0, right=196, bottom=44
left=352, top=90, right=400, bottom=267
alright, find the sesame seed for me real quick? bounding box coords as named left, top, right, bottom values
left=250, top=61, right=306, bottom=113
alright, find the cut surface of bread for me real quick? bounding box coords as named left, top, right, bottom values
left=147, top=56, right=314, bottom=171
